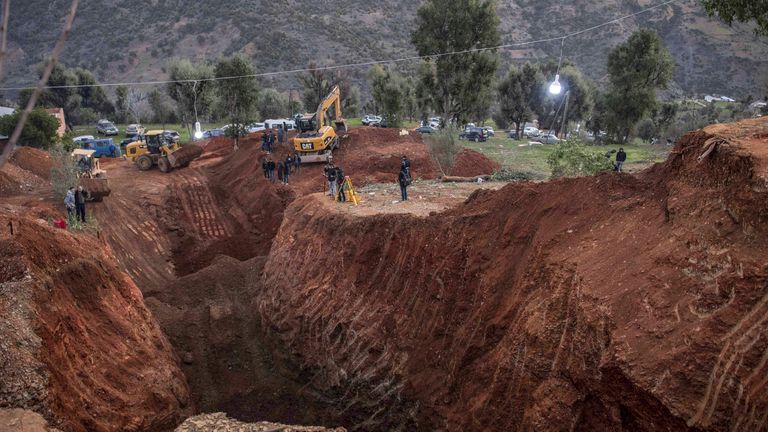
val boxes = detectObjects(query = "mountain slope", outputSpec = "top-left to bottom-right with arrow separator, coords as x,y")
3,0 -> 767,98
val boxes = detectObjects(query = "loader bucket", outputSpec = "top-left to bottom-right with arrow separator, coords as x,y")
79,177 -> 111,201
168,144 -> 203,168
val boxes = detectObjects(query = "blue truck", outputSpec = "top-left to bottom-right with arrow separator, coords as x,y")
80,138 -> 120,158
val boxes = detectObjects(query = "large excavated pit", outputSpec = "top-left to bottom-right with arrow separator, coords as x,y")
2,121 -> 768,431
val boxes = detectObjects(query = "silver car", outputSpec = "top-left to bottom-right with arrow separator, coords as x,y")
537,133 -> 560,144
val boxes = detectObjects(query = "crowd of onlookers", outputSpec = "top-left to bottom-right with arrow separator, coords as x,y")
262,152 -> 301,185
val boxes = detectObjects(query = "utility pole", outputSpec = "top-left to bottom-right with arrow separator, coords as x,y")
560,90 -> 570,140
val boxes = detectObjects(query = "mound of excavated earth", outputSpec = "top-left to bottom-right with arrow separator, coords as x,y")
252,117 -> 768,430
0,209 -> 189,431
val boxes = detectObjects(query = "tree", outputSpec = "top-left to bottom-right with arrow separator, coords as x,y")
115,86 -> 129,123
73,68 -> 114,117
258,88 -> 289,119
604,29 -> 674,143
167,59 -> 215,136
0,108 -> 60,149
412,0 -> 500,124
497,63 -> 545,138
147,88 -> 177,125
368,65 -> 405,128
17,63 -> 115,126
299,64 -> 357,115
702,0 -> 768,36
535,63 -> 594,136
127,89 -> 147,123
214,54 -> 259,149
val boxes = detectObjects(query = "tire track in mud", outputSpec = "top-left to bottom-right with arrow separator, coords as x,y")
175,171 -> 230,241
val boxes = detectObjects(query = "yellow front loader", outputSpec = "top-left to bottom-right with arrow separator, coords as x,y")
124,130 -> 202,173
293,85 -> 348,163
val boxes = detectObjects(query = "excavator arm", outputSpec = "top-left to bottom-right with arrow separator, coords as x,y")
316,85 -> 347,134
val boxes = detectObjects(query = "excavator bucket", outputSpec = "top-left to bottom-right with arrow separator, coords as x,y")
335,120 -> 348,135
168,144 -> 203,168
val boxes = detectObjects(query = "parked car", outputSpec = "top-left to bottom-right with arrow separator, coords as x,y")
74,135 -> 95,144
508,130 -> 521,140
125,124 -> 145,138
368,117 -> 388,128
536,133 -> 560,144
482,126 -> 495,137
263,119 -> 296,130
247,122 -> 265,133
415,126 -> 436,134
202,128 -> 225,139
163,130 -> 181,143
80,138 -> 120,157
524,126 -> 540,137
362,114 -> 382,125
460,127 -> 488,142
96,120 -> 119,136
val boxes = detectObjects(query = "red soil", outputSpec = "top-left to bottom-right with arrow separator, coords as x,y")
0,210 -> 189,432
254,117 -> 768,431
449,148 -> 501,177
9,146 -> 53,180
0,170 -> 21,197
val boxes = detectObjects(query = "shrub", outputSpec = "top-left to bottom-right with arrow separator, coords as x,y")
50,145 -> 79,201
491,169 -> 537,182
546,140 -> 615,179
425,128 -> 462,175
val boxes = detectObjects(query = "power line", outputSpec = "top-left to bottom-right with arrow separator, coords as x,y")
0,0 -> 680,91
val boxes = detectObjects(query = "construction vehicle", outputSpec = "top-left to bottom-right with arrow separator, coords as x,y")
71,149 -> 110,201
124,130 -> 203,173
293,85 -> 348,163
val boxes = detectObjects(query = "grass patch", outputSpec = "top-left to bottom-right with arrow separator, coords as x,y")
463,135 -> 669,179
71,123 -> 228,144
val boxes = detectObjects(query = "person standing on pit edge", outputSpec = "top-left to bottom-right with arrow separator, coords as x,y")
326,162 -> 337,198
616,148 -> 627,173
398,167 -> 409,202
267,158 -> 276,183
74,185 -> 88,223
283,157 -> 291,185
401,155 -> 411,178
277,125 -> 284,147
294,152 -> 301,174
64,186 -> 75,221
336,165 -> 346,202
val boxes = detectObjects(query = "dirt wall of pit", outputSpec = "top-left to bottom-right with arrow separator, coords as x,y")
0,211 -> 190,432
254,120 -> 768,431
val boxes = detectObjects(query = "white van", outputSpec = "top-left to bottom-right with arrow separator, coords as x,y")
264,119 -> 296,130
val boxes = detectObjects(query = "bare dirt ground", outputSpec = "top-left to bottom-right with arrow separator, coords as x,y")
6,117 -> 766,431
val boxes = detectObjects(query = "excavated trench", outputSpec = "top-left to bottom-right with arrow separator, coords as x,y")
47,120 -> 767,431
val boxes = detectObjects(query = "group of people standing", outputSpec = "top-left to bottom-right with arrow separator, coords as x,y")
64,186 -> 89,223
260,125 -> 289,153
262,153 -> 302,185
324,161 -> 348,202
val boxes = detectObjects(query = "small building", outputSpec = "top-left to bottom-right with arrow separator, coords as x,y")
45,108 -> 67,138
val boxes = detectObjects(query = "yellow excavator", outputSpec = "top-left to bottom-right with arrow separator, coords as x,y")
293,85 -> 347,163
124,130 -> 203,173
